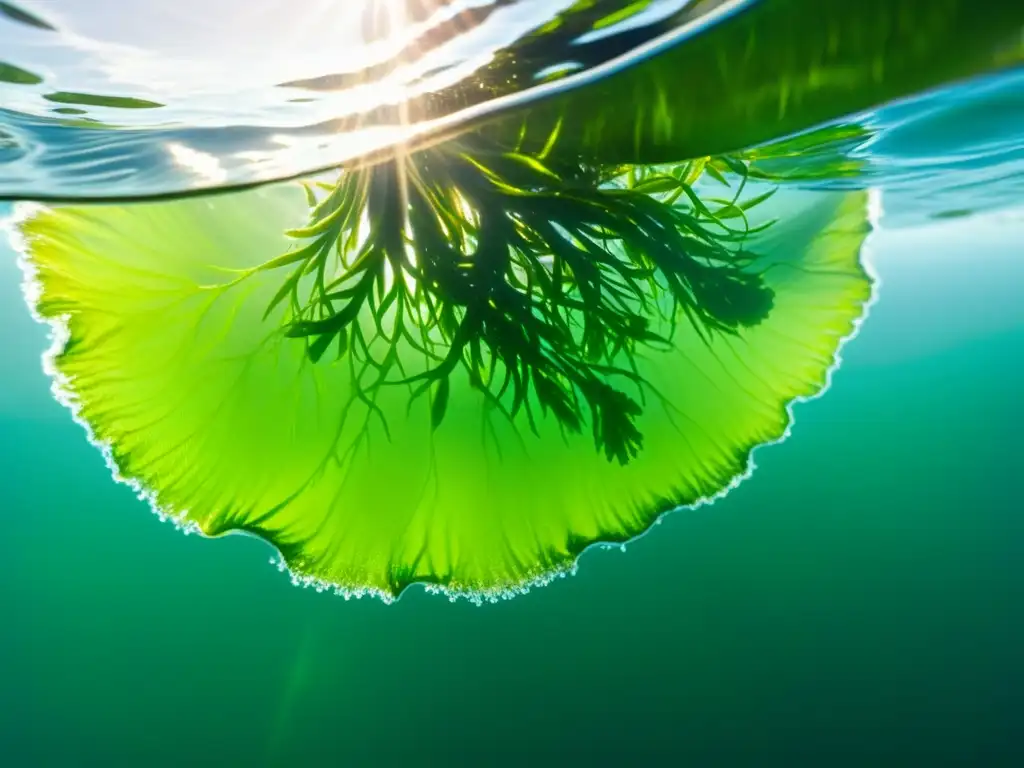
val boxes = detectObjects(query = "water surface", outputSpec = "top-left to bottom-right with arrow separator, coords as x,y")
2,0 -> 1022,206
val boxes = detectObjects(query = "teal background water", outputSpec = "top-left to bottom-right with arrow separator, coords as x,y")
0,201 -> 1022,765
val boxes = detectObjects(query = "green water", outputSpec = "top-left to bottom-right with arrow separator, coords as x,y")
1,206 -> 1021,764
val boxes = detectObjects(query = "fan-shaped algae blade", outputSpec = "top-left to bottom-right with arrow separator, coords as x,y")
13,183 -> 873,600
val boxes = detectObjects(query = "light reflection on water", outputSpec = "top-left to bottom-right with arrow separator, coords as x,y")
0,0 -> 708,197
0,0 -> 1021,223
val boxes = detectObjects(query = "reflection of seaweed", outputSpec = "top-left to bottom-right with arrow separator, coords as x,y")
254,142 -> 776,464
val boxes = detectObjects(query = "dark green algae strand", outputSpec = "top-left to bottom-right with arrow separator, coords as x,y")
0,1 -> 55,31
0,62 -> 43,85
42,92 -> 165,110
272,148 -> 782,465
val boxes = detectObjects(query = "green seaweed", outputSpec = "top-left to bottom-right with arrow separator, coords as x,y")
0,1 -> 55,31
252,144 -> 777,465
0,61 -> 43,85
16,151 -> 873,598
7,0 -> 920,599
42,92 -> 165,110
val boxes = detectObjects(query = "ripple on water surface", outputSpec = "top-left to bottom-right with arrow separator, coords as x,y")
1,0 -> 1023,202
0,0 -> 745,198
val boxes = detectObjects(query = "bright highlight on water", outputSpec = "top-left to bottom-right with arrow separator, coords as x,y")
2,0 -> 1023,601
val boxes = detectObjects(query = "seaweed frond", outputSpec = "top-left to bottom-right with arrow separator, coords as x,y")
254,141 -> 776,464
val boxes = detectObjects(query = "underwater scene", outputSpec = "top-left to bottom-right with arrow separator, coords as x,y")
1,0 -> 1023,764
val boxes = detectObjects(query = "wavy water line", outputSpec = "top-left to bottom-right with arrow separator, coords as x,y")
0,0 -> 756,201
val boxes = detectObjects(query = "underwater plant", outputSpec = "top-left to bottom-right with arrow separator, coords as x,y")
262,145 -> 783,465
12,144 -> 873,600
5,0 -> 1023,601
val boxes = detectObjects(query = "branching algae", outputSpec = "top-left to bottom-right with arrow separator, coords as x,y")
268,146 -> 780,465
13,131 -> 873,600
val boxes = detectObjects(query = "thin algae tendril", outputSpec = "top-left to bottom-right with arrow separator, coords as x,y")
261,148 -> 779,465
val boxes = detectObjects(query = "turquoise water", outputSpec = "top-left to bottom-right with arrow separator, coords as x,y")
1,205 -> 1023,763
754,68 -> 1024,228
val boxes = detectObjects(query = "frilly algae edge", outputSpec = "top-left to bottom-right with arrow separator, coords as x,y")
7,175 -> 879,605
